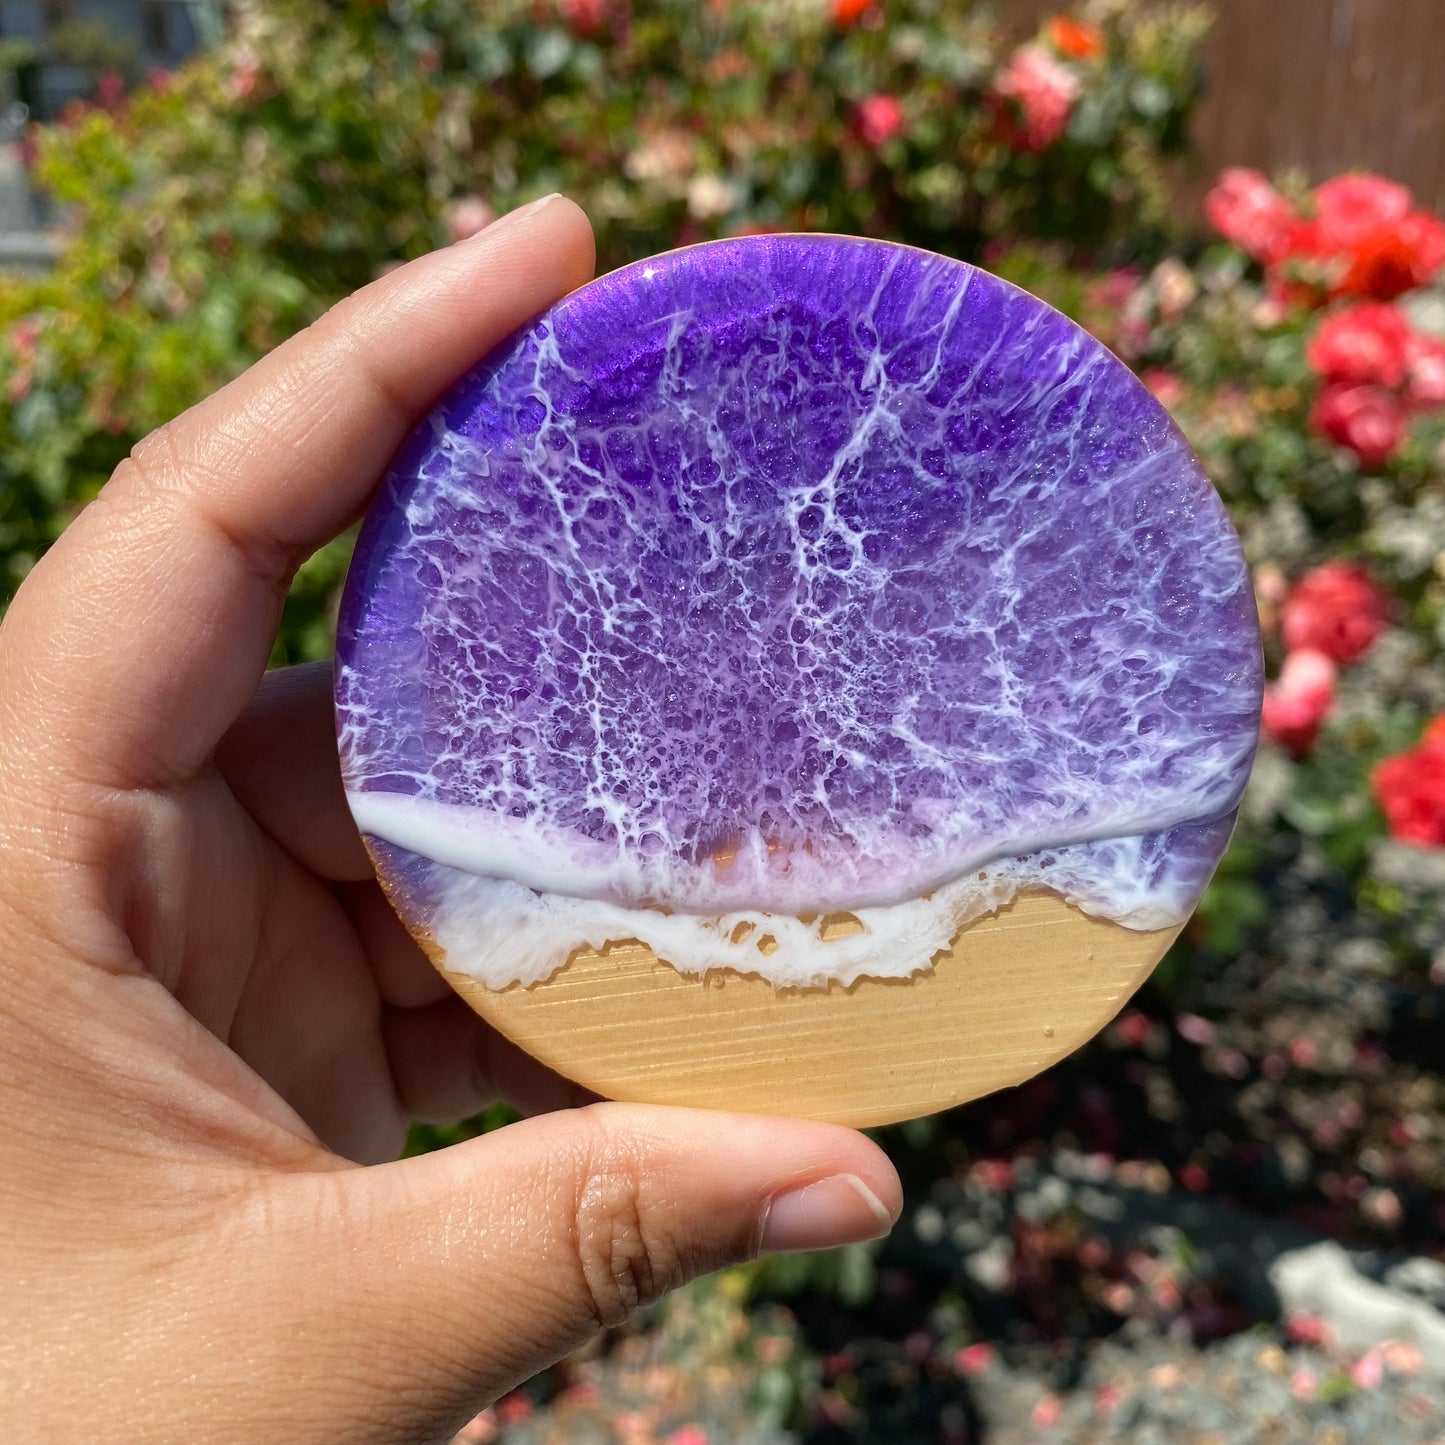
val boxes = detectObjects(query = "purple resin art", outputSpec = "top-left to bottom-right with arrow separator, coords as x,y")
335,235 -> 1262,989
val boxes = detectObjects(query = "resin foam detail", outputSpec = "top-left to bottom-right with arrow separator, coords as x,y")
336,236 -> 1261,989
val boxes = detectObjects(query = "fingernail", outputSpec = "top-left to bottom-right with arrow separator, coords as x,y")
474,193 -> 563,241
759,1174 -> 896,1254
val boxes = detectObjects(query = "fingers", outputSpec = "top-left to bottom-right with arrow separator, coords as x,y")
0,197 -> 596,792
222,856 -> 408,1167
382,996 -> 595,1123
286,1106 -> 901,1440
337,878 -> 452,1006
217,662 -> 373,881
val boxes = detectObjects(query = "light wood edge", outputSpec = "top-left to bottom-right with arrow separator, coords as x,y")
405,885 -> 1180,1127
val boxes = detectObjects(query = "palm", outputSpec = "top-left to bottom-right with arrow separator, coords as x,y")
157,760 -> 406,1164
107,656 -> 581,1167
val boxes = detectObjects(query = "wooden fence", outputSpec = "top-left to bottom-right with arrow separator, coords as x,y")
1007,0 -> 1445,214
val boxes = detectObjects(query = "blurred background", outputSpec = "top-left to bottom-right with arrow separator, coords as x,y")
1,2 -> 1443,1441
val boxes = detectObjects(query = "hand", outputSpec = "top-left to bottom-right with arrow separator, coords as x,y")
0,197 -> 901,1445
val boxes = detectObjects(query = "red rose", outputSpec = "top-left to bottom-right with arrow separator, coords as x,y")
1263,215 -> 1342,305
992,44 -> 1080,152
1305,303 -> 1413,386
855,93 -> 904,148
1261,649 -> 1336,758
1372,717 -> 1445,847
1263,173 -> 1445,304
1309,382 -> 1407,467
1205,168 -> 1296,262
832,0 -> 875,26
1280,561 -> 1392,664
1405,332 -> 1445,411
1336,211 -> 1445,300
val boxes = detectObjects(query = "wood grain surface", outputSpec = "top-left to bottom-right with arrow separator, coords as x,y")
442,893 -> 1180,1127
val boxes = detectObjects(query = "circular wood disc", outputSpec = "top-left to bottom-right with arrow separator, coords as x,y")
431,890 -> 1179,1127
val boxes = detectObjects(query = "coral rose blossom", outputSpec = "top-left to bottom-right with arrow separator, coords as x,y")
1305,303 -> 1413,387
992,44 -> 1080,152
1261,650 -> 1336,758
1372,718 -> 1445,846
855,93 -> 904,147
1205,168 -> 1296,262
1280,561 -> 1392,664
1310,382 -> 1407,467
1045,17 -> 1105,61
1314,174 -> 1412,250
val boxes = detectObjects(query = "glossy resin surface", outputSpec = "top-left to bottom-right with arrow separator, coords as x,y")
336,236 -> 1261,987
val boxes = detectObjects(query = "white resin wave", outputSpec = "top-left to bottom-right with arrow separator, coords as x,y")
355,792 -> 1222,989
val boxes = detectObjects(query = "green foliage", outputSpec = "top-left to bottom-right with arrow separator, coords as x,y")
0,38 -> 37,73
403,1101 -> 518,1157
0,0 -> 1209,649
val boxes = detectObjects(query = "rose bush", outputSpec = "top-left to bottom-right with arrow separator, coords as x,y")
994,159 -> 1443,1020
0,0 -> 1210,640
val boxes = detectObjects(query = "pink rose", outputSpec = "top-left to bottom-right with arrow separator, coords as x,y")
667,1428 -> 710,1445
1141,367 -> 1185,409
1310,381 -> 1408,467
992,44 -> 1080,152
1405,332 -> 1445,410
1204,168 -> 1296,261
443,196 -> 497,243
1261,649 -> 1336,758
1030,1395 -> 1063,1429
954,1342 -> 996,1376
227,52 -> 264,103
855,93 -> 904,148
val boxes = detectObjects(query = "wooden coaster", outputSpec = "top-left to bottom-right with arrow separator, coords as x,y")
441,893 -> 1179,1127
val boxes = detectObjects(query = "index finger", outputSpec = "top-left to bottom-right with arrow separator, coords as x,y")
0,196 -> 595,791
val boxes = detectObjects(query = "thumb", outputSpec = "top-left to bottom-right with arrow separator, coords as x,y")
281,1103 -> 901,1442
